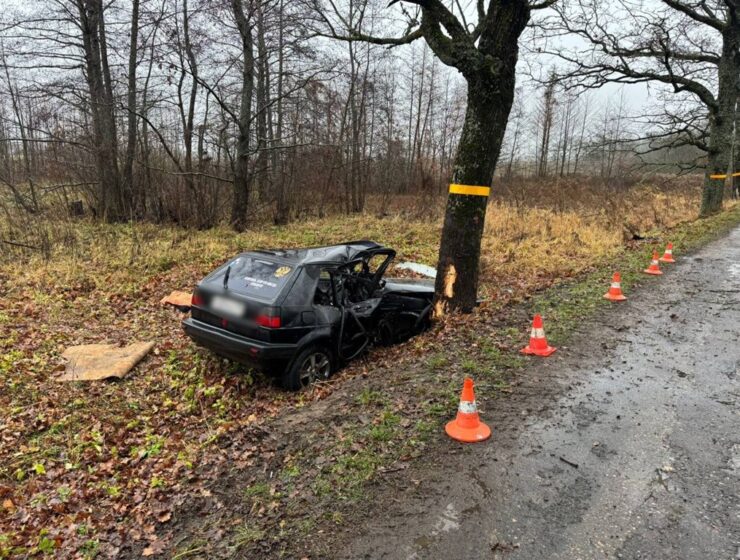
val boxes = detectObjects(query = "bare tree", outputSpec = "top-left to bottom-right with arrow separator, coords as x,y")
0,0 -> 468,229
253,1 -> 274,203
548,0 -> 740,216
77,0 -> 126,221
536,71 -> 557,177
123,0 -> 141,218
273,0 -> 290,224
177,0 -> 199,198
230,0 -> 255,231
732,93 -> 740,198
315,0 -> 558,312
572,92 -> 591,175
1,49 -> 38,213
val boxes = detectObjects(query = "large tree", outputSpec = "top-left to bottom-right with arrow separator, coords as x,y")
547,0 -> 739,217
317,0 -> 557,313
230,0 -> 256,232
77,0 -> 127,221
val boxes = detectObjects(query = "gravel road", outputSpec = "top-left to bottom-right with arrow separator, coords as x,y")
341,227 -> 740,560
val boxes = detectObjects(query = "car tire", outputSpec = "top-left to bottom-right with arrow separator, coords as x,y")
376,318 -> 396,346
281,344 -> 334,391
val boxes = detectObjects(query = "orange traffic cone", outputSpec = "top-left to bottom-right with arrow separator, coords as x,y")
520,314 -> 557,357
445,377 -> 491,443
604,272 -> 627,301
659,243 -> 675,263
644,251 -> 663,275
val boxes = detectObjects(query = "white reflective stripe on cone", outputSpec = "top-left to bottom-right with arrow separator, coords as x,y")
531,327 -> 545,338
458,400 -> 477,414
665,250 -> 673,255
611,282 -> 621,289
651,260 -> 658,265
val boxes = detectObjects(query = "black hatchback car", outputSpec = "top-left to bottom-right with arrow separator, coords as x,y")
183,241 -> 434,389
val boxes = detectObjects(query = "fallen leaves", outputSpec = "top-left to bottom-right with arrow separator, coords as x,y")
142,538 -> 167,557
0,251 -> 290,557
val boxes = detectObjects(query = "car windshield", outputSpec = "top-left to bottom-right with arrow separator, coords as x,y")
207,256 -> 294,301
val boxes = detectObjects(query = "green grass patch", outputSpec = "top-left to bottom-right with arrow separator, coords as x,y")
534,204 -> 740,345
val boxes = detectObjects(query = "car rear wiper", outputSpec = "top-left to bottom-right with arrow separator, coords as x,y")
223,265 -> 231,289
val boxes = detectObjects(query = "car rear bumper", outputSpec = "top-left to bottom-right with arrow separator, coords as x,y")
182,317 -> 296,371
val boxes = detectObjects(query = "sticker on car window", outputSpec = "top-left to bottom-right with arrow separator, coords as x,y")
244,276 -> 278,289
274,266 -> 291,278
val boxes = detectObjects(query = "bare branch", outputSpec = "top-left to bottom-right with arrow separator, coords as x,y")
660,0 -> 726,30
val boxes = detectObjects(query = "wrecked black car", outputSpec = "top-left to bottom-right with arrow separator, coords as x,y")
183,241 -> 434,390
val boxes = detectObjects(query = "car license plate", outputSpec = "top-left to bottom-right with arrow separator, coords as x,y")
210,295 -> 245,317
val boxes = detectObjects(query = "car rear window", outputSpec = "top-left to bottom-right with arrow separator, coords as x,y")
207,256 -> 295,301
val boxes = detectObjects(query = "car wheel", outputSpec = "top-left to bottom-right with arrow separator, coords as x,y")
281,345 -> 334,391
376,319 -> 396,346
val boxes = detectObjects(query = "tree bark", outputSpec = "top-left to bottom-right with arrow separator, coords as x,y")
700,25 -> 739,216
255,2 -> 271,203
230,0 -> 255,232
273,0 -> 289,224
123,0 -> 140,217
78,0 -> 124,222
733,94 -> 739,200
432,1 -> 530,313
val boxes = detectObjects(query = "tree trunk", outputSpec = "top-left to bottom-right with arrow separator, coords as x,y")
139,12 -> 162,220
700,26 -> 739,216
230,0 -> 255,232
434,75 -> 516,313
180,0 -> 199,211
273,0 -> 289,224
123,0 -> 140,217
432,1 -> 528,313
573,110 -> 585,175
537,76 -> 556,177
255,3 -> 271,203
505,118 -> 520,179
733,94 -> 739,200
78,0 -> 124,222
559,95 -> 572,176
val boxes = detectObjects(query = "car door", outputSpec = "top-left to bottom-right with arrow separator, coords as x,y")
361,249 -> 396,297
302,265 -> 342,326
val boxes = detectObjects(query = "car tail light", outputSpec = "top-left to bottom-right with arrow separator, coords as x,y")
191,293 -> 204,306
256,314 -> 281,328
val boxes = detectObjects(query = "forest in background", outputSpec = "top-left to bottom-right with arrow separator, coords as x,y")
0,0 -> 723,242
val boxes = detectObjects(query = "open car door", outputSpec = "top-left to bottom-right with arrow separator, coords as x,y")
342,248 -> 396,302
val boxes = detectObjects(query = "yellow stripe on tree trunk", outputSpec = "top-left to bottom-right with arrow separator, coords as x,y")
449,184 -> 491,197
709,174 -> 728,179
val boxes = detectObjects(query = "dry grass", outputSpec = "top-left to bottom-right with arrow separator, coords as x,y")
479,181 -> 703,297
0,178 -> 712,300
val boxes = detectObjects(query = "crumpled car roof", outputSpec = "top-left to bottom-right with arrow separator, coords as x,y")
245,240 -> 387,266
